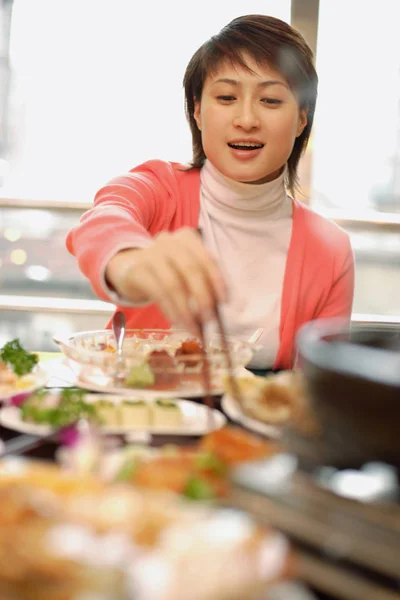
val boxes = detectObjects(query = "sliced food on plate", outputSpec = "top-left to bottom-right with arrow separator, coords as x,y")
0,388 -> 226,436
19,388 -> 184,430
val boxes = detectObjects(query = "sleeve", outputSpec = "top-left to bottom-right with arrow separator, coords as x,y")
66,168 -> 171,303
315,236 -> 355,322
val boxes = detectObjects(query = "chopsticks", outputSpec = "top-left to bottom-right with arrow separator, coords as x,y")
195,227 -> 243,409
197,300 -> 243,431
197,321 -> 214,427
214,305 -> 243,405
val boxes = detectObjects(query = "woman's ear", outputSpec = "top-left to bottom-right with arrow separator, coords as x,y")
193,98 -> 202,131
296,108 -> 308,137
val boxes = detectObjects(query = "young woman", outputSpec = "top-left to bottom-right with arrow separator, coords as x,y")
66,14 -> 354,371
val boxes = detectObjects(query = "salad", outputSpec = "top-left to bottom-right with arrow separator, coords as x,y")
0,339 -> 40,398
21,388 -> 98,428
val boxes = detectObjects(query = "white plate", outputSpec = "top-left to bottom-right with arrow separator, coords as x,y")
0,367 -> 48,402
75,363 -> 252,399
0,395 -> 226,437
221,394 -> 281,439
41,356 -> 79,388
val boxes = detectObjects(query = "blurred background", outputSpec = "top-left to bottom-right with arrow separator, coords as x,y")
0,0 -> 399,350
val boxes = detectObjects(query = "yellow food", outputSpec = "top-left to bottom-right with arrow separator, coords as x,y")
224,371 -> 305,425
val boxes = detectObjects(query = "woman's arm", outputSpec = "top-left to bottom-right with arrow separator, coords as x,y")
66,167 -> 171,301
66,162 -> 227,334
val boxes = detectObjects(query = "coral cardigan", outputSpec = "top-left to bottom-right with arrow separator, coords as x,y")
66,160 -> 355,370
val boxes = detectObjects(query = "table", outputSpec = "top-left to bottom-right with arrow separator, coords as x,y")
1,355 -> 400,600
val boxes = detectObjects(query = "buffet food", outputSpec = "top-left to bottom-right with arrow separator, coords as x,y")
64,425 -> 280,501
20,388 -> 97,427
0,339 -> 44,399
19,389 -> 183,430
0,457 -> 290,600
224,370 -> 309,425
55,329 -> 254,392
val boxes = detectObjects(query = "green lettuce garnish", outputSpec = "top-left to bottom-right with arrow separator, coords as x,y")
0,339 -> 38,376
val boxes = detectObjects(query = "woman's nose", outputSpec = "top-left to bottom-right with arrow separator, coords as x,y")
233,102 -> 261,130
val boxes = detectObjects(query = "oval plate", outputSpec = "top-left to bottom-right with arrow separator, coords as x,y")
0,394 -> 226,437
221,393 -> 281,439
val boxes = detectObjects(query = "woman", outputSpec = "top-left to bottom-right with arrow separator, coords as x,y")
66,14 -> 354,371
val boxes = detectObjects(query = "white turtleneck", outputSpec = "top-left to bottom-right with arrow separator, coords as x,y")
199,160 -> 292,369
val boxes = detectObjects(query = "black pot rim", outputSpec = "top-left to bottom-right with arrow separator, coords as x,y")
296,318 -> 400,388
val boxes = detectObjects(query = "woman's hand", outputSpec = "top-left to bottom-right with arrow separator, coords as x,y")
105,228 -> 228,335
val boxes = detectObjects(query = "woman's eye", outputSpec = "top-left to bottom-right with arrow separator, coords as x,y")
261,98 -> 283,105
217,95 -> 236,102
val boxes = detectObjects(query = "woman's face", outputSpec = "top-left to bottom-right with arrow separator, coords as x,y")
194,55 -> 307,184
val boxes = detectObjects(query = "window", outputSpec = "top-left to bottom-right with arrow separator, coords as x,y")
1,0 -> 399,331
312,0 -> 400,214
1,0 -> 290,203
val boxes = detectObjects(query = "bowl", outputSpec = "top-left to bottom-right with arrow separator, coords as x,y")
54,328 -> 255,392
294,318 -> 400,468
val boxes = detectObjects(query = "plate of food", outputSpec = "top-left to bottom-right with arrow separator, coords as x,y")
54,328 -> 255,397
0,339 -> 48,401
0,456 -> 291,600
57,425 -> 281,502
74,362 -> 252,399
221,371 -> 307,438
0,387 -> 226,437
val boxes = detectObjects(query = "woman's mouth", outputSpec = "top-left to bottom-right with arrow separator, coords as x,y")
227,141 -> 264,160
228,142 -> 264,150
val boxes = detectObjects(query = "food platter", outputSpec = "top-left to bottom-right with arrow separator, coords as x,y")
0,390 -> 226,437
75,363 -> 252,398
54,328 -> 255,395
0,455 -> 290,600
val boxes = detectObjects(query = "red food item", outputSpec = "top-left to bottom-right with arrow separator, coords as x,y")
148,350 -> 175,367
132,454 -> 229,498
199,426 -> 279,465
147,350 -> 180,390
176,340 -> 203,355
175,341 -> 204,386
175,340 -> 203,367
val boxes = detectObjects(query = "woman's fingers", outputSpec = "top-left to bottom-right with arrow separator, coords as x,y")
157,229 -> 228,309
166,253 -> 216,323
133,259 -> 201,335
107,228 -> 228,331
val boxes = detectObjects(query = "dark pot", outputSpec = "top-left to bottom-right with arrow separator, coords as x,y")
294,318 -> 400,469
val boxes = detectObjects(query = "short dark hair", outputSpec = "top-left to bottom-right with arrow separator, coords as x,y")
183,14 -> 318,195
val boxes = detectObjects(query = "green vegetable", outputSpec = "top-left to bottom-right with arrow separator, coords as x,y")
0,339 -> 38,376
21,404 -> 53,424
122,400 -> 146,406
21,387 -> 98,428
183,476 -> 215,501
60,387 -> 87,402
115,458 -> 139,482
125,363 -> 155,388
155,399 -> 178,408
195,451 -> 227,475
